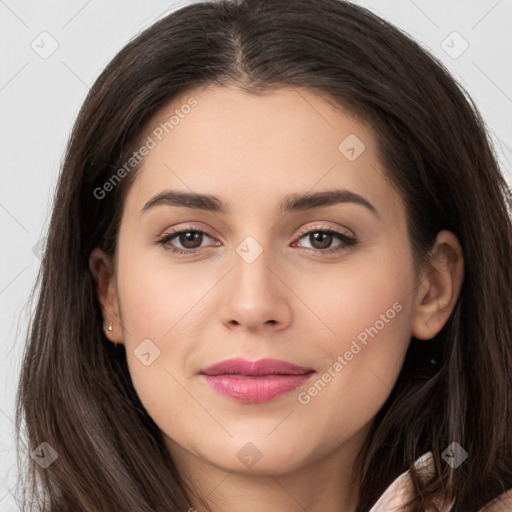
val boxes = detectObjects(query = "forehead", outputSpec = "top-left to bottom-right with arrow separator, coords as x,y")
123,84 -> 403,221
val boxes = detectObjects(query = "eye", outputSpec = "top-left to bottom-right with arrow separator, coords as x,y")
293,226 -> 357,253
156,224 -> 358,257
156,227 -> 219,255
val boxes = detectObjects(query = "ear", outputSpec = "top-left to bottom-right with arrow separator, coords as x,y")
89,248 -> 124,344
411,230 -> 464,340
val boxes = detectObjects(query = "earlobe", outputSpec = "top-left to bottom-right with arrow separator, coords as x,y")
89,248 -> 124,344
411,231 -> 464,340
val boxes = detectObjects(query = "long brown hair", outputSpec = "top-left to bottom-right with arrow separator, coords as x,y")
15,1 -> 512,510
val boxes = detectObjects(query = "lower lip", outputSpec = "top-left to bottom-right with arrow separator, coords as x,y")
201,373 -> 315,403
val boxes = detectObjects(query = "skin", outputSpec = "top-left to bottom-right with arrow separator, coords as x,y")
89,84 -> 464,512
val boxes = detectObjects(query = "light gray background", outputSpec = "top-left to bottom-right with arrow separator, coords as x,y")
1,0 -> 511,509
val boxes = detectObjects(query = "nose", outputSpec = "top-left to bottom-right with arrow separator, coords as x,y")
217,239 -> 293,334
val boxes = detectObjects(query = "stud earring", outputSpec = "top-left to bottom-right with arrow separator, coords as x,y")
107,321 -> 113,332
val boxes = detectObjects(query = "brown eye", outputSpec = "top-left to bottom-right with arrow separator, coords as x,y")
295,228 -> 357,253
157,228 -> 218,254
308,231 -> 334,250
175,231 -> 204,249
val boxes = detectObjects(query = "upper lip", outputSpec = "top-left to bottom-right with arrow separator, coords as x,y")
199,357 -> 315,376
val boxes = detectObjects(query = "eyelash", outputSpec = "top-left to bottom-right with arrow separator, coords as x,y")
157,226 -> 358,256
156,224 -> 358,256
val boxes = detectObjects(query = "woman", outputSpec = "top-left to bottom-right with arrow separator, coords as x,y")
15,0 -> 512,510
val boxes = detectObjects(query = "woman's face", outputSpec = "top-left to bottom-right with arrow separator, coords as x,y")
94,84 -> 440,478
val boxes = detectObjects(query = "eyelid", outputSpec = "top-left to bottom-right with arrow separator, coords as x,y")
157,222 -> 218,241
294,222 -> 354,239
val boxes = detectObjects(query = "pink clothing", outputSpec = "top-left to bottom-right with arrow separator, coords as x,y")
369,452 -> 512,512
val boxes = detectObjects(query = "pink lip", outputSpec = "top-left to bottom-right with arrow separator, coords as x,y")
199,357 -> 315,403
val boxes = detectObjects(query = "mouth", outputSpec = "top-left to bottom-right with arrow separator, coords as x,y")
199,357 -> 316,403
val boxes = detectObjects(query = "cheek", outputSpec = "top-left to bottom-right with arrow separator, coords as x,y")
319,267 -> 412,355
114,241 -> 228,421
296,253 -> 415,428
300,236 -> 414,349
116,242 -> 208,340
292,290 -> 412,448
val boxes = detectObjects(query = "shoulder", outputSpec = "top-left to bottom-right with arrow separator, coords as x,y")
476,487 -> 512,511
369,452 -> 454,512
370,452 -> 512,512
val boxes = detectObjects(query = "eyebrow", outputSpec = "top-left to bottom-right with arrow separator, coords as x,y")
140,189 -> 379,218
